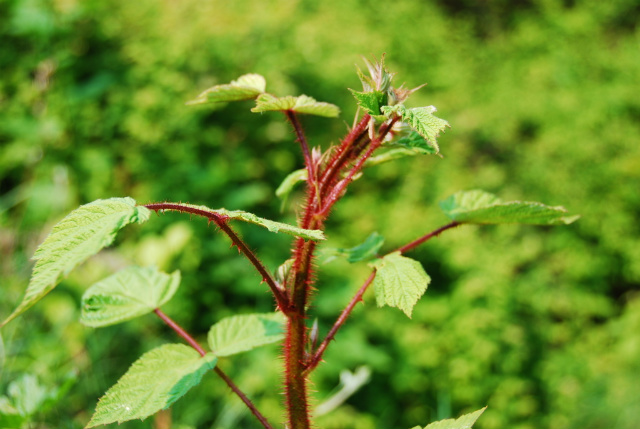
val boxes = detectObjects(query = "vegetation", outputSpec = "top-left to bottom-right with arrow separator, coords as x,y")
1,0 -> 639,428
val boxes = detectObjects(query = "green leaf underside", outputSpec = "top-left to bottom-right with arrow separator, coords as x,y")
369,252 -> 431,318
81,266 -> 181,327
324,232 -> 385,263
439,190 -> 580,225
392,131 -> 438,155
276,168 -> 308,201
2,198 -> 150,327
87,344 -> 217,427
412,407 -> 487,429
251,93 -> 340,117
381,105 -> 449,154
208,312 -> 285,356
164,203 -> 325,241
186,73 -> 266,105
348,89 -> 387,115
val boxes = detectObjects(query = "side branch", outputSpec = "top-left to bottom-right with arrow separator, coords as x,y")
305,270 -> 377,374
153,309 -> 275,429
392,221 -> 461,255
144,203 -> 289,311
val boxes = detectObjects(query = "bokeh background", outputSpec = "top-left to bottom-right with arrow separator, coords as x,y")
1,0 -> 639,428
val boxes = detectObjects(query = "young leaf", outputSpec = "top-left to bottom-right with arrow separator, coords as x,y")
2,198 -> 150,327
412,407 -> 487,429
321,232 -> 385,264
87,344 -> 217,427
186,73 -> 266,105
81,266 -> 181,327
158,203 -> 325,241
369,252 -> 430,318
251,94 -> 340,118
391,131 -> 438,155
275,168 -> 308,210
381,105 -> 449,154
348,88 -> 387,115
439,190 -> 580,225
207,312 -> 285,356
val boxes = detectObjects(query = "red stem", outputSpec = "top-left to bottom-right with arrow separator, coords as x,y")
393,221 -> 461,255
144,203 -> 289,312
305,270 -> 377,374
306,222 -> 462,375
153,309 -> 274,429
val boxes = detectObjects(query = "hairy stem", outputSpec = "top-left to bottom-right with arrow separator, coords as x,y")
153,309 -> 274,429
144,203 -> 289,311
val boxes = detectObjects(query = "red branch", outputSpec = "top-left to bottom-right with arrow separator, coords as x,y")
393,221 -> 461,255
144,203 -> 289,312
153,309 -> 274,429
305,270 -> 377,374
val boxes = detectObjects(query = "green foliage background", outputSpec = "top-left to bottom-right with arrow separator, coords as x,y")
1,0 -> 638,428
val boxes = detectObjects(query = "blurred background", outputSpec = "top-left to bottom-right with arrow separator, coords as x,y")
1,0 -> 639,428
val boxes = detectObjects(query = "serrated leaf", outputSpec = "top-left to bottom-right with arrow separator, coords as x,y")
2,198 -> 150,327
382,105 -> 449,154
364,148 -> 422,167
322,232 -> 385,264
160,203 -> 325,241
392,131 -> 438,155
439,190 -> 580,225
369,252 -> 430,318
414,407 -> 487,429
87,344 -> 216,427
251,94 -> 340,118
186,73 -> 266,105
208,312 -> 285,356
348,89 -> 387,115
81,266 -> 181,327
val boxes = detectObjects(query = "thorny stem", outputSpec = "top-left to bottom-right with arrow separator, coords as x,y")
153,309 -> 274,429
144,203 -> 289,312
316,117 -> 400,218
318,114 -> 371,199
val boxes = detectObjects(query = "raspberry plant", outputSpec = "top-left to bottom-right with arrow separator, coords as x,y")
1,56 -> 578,429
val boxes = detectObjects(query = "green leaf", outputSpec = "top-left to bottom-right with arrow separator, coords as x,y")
364,148 -> 422,167
413,407 -> 487,429
348,89 -> 387,115
392,130 -> 438,155
322,232 -> 385,263
161,203 -> 325,241
381,104 -> 450,154
439,190 -> 580,225
6,374 -> 49,417
87,344 -> 217,427
369,252 -> 430,318
186,73 -> 266,105
207,312 -> 285,356
2,198 -> 150,327
81,266 -> 181,327
251,93 -> 340,117
275,168 -> 307,210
